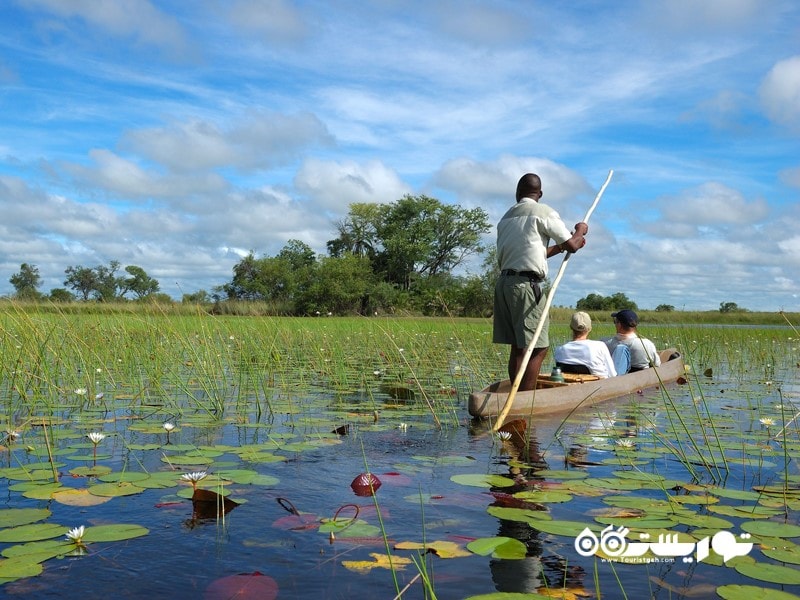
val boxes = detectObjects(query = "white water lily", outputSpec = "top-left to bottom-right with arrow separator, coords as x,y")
398,423 -> 408,431
66,525 -> 85,544
5,430 -> 20,442
759,417 -> 775,427
181,471 -> 208,483
163,422 -> 176,432
74,388 -> 88,396
615,439 -> 635,448
87,432 -> 106,444
496,431 -> 512,441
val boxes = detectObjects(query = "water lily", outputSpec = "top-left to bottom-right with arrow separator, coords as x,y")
182,471 -> 208,490
5,430 -> 20,443
615,439 -> 635,448
496,431 -> 512,441
398,423 -> 408,431
66,525 -> 85,545
87,432 -> 106,444
163,422 -> 175,444
759,417 -> 775,427
87,432 -> 106,462
75,388 -> 88,396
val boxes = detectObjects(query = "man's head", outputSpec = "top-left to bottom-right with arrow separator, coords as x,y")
516,173 -> 542,202
611,309 -> 638,329
570,311 -> 592,334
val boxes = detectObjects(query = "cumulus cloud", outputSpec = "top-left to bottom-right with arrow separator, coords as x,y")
294,158 -> 411,212
433,155 -> 592,206
123,111 -> 334,173
226,0 -> 309,45
18,0 -> 195,60
759,56 -> 800,132
656,182 -> 769,227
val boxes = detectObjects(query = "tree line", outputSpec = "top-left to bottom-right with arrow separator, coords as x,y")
4,193 -> 748,316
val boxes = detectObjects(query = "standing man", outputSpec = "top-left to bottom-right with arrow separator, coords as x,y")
493,173 -> 589,391
603,309 -> 661,372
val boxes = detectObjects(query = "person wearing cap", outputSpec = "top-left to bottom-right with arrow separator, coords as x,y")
493,173 -> 589,390
554,312 -> 617,378
604,309 -> 661,373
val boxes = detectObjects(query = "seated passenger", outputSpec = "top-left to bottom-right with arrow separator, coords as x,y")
603,309 -> 661,373
554,312 -> 617,378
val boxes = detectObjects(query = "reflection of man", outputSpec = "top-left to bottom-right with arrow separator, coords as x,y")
493,173 -> 588,391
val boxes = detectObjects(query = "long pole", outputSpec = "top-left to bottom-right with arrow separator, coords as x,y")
493,169 -> 614,431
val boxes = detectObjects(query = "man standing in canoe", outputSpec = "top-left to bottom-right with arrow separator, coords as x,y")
493,173 -> 589,390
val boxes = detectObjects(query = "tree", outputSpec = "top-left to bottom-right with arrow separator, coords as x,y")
719,301 -> 745,313
655,304 -> 675,312
576,292 -> 638,311
9,263 -> 43,300
295,254 -> 376,315
327,203 -> 381,259
218,252 -> 295,302
277,239 -> 316,270
119,265 -> 160,299
64,265 -> 99,301
49,288 -> 75,302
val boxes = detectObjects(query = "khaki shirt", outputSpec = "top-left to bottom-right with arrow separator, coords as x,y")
496,197 -> 572,278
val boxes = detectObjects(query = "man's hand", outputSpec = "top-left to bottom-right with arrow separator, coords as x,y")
574,222 -> 588,235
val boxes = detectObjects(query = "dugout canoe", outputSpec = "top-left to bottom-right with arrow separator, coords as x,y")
468,348 -> 684,419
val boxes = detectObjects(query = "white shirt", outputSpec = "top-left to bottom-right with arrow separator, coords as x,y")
496,197 -> 572,278
554,339 -> 617,378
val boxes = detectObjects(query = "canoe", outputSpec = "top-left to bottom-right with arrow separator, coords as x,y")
468,348 -> 684,419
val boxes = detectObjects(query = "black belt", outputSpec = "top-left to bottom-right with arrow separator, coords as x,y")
501,269 -> 542,281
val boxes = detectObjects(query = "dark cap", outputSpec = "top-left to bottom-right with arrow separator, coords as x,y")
611,309 -> 638,328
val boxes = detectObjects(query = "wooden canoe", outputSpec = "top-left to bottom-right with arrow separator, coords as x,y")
468,348 -> 684,419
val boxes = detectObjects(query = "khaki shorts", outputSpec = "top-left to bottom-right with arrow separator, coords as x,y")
492,275 -> 549,348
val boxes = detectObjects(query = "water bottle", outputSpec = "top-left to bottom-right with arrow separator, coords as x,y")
550,366 -> 564,382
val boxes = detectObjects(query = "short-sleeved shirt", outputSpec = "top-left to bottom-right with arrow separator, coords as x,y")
554,339 -> 617,378
496,197 -> 572,278
604,334 -> 661,370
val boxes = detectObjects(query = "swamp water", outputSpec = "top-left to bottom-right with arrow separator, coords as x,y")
0,316 -> 798,599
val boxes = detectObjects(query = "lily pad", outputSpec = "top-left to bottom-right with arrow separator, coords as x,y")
52,488 -> 114,507
734,561 -> 800,584
0,523 -> 67,543
88,481 -> 146,497
717,584 -> 800,600
82,524 -> 149,542
0,508 -> 51,528
450,474 -> 515,488
466,537 -> 527,559
741,521 -> 800,538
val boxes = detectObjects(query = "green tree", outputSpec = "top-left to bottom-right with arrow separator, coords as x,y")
277,239 -> 316,270
120,265 -> 160,299
48,288 -> 75,302
381,196 -> 489,289
64,265 -> 99,301
295,254 -> 376,315
576,292 -> 637,311
9,263 -> 43,300
719,301 -> 745,313
655,304 -> 675,312
327,203 -> 382,259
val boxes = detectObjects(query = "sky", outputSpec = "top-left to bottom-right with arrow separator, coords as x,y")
1,0 -> 799,311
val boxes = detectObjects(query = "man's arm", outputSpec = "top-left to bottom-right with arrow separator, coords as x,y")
547,222 -> 588,257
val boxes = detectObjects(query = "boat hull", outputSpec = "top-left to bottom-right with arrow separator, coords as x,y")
468,349 -> 684,419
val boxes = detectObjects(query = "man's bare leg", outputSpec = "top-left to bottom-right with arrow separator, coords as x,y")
509,346 -> 548,391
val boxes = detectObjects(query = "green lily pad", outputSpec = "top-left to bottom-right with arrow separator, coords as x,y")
717,584 -> 800,600
83,524 -> 149,542
532,469 -> 588,480
88,482 -> 146,497
0,523 -> 67,543
529,519 -> 599,537
486,507 -> 552,524
450,474 -> 515,488
513,490 -> 573,503
0,508 -> 51,528
0,555 -> 45,581
467,537 -> 527,559
741,521 -> 800,538
69,465 -> 113,477
734,561 -> 800,584
761,545 -> 800,565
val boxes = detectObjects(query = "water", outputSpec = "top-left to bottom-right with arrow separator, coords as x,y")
0,349 -> 798,599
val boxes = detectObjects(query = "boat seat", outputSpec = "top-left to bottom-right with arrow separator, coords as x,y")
557,362 -> 592,375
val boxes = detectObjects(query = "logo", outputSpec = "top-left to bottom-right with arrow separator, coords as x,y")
574,525 -> 753,564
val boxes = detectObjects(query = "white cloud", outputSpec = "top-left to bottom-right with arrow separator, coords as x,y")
226,0 -> 309,45
294,158 -> 411,212
759,55 -> 800,132
657,183 -> 769,227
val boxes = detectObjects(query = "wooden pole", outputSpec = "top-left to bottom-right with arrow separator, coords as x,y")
493,170 -> 614,431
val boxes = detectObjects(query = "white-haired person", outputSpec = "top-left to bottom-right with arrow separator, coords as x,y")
554,312 -> 616,378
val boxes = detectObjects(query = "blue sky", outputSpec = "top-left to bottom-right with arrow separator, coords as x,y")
1,0 -> 798,311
